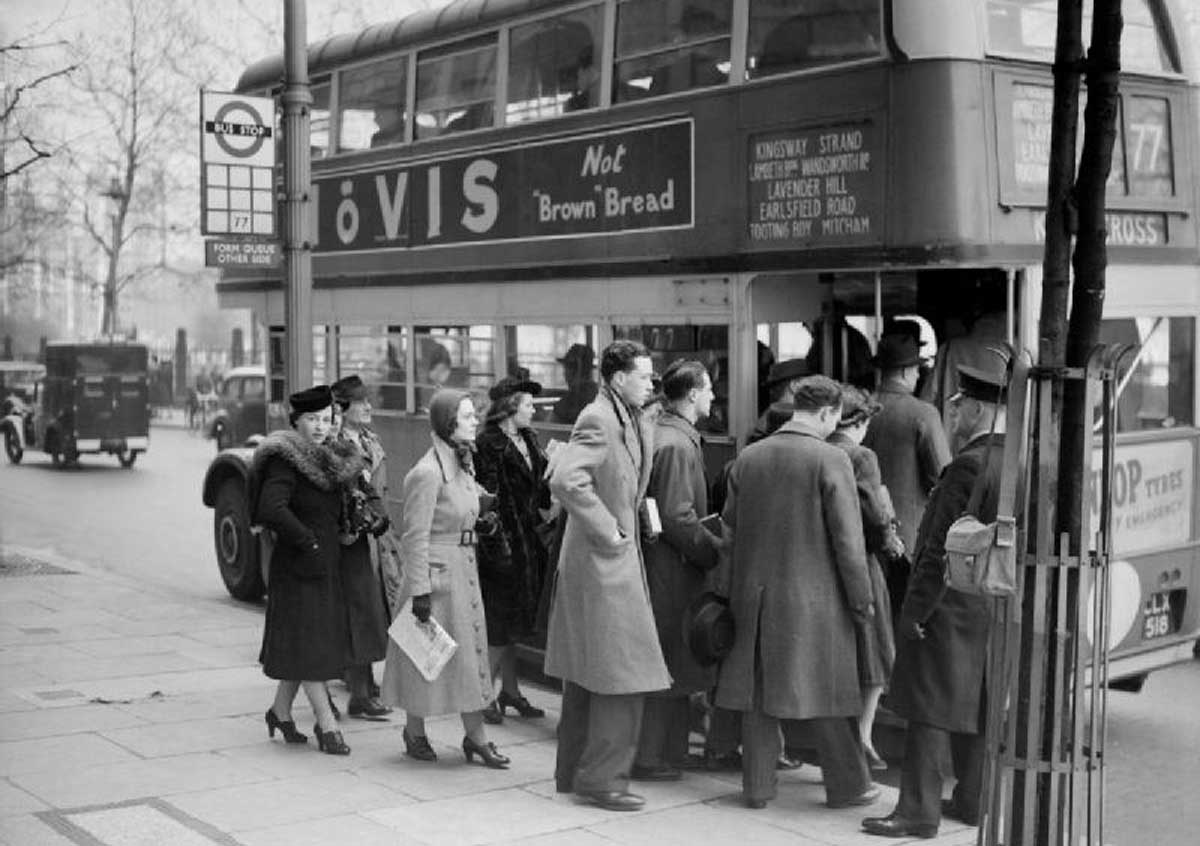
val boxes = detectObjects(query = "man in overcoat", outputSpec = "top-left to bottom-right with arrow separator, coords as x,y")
715,376 -> 879,810
863,365 -> 1008,839
863,336 -> 951,554
546,339 -> 668,811
633,360 -> 721,781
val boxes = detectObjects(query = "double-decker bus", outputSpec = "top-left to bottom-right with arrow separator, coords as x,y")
205,0 -> 1200,684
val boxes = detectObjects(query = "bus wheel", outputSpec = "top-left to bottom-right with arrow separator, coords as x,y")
214,478 -> 264,601
117,450 -> 138,468
3,428 -> 22,464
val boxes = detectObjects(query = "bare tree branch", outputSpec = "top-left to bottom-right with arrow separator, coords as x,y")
0,63 -> 78,123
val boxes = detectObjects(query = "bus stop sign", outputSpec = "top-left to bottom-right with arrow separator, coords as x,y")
201,90 -> 276,237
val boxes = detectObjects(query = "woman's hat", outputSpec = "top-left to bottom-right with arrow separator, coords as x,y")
488,376 -> 542,402
331,374 -> 369,405
288,385 -> 332,414
685,592 -> 736,667
838,384 -> 881,427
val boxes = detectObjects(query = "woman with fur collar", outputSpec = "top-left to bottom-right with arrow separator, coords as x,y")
330,375 -> 394,721
474,377 -> 552,725
254,385 -> 364,756
380,389 -> 511,769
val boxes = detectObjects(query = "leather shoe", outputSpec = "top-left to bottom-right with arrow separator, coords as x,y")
942,799 -> 980,826
630,764 -> 682,781
744,796 -> 769,810
862,814 -> 938,839
347,697 -> 391,720
827,785 -> 881,809
576,790 -> 644,811
703,750 -> 742,771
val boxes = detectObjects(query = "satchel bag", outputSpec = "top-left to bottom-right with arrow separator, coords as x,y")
943,350 -> 1030,598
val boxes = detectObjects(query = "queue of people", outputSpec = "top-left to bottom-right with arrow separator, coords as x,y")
249,334 -> 1012,839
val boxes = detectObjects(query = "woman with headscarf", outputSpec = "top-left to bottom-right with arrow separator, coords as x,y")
380,389 -> 510,769
474,377 -> 552,724
331,375 -> 395,720
828,384 -> 900,770
252,385 -> 363,756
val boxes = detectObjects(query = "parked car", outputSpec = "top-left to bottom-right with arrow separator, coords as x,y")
207,365 -> 267,451
2,341 -> 149,467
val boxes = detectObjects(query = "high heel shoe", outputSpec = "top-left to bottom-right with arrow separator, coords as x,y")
462,735 -> 509,769
313,725 -> 350,755
403,727 -> 437,761
265,708 -> 307,744
498,690 -> 545,719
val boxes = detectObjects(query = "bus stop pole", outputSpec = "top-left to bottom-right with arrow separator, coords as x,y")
281,0 -> 313,398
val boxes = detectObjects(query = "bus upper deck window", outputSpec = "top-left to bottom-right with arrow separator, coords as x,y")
613,0 -> 732,103
310,83 -> 331,159
507,6 -> 604,124
747,0 -> 882,79
986,0 -> 1178,74
415,36 -> 498,140
338,57 -> 408,152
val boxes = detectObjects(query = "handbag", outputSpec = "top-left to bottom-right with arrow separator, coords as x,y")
943,350 -> 1030,598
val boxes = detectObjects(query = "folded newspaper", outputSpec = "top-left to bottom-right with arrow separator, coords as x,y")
388,599 -> 458,682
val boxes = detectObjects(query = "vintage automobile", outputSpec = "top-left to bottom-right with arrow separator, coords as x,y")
1,341 -> 150,468
207,365 -> 268,451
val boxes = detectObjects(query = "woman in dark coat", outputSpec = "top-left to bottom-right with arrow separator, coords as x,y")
474,377 -> 551,724
253,385 -> 364,756
829,385 -> 900,771
331,375 -> 393,720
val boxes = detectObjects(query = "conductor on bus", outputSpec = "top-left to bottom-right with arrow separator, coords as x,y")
546,339 -> 669,812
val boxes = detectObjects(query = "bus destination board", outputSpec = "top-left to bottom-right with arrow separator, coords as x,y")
314,119 -> 692,252
745,122 -> 882,249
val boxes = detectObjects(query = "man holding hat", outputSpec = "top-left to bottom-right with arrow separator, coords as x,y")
633,359 -> 722,781
715,375 -> 878,811
863,336 -> 951,557
863,364 -> 1008,839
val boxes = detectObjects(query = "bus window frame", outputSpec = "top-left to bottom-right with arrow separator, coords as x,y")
414,34 -> 501,140
333,51 -> 414,152
981,0 -> 1184,79
992,67 -> 1193,214
502,1 -> 608,126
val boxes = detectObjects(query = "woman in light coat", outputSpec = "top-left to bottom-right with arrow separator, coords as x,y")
380,389 -> 509,769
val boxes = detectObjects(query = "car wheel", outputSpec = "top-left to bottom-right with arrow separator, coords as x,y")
214,477 -> 264,601
118,449 -> 138,468
3,427 -> 22,464
214,422 -> 233,451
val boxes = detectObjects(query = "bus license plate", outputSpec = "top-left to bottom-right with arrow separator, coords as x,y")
1141,591 -> 1179,640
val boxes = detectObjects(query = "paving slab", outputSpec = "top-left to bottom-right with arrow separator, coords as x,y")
56,800 -> 238,846
110,686 -> 268,724
0,733 -> 140,777
0,813 -> 77,846
66,635 -> 205,660
11,751 -> 276,808
232,812 -> 426,846
37,652 -> 215,685
0,779 -> 49,817
583,802 -> 832,846
497,829 -> 615,846
168,771 -> 414,833
0,643 -> 95,668
100,714 -> 266,758
364,786 -> 618,845
0,703 -> 147,742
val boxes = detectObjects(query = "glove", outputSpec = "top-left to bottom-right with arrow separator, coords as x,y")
370,515 -> 391,537
411,593 -> 432,623
899,616 -> 926,641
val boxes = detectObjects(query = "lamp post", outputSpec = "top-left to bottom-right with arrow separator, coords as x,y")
100,176 -> 127,336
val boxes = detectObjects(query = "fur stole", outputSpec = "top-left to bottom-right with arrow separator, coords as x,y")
251,429 -> 365,491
